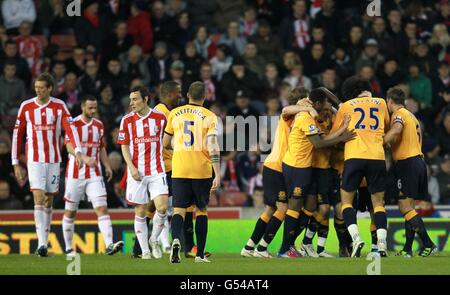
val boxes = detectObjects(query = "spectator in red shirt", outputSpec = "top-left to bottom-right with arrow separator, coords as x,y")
127,0 -> 153,54
14,21 -> 43,79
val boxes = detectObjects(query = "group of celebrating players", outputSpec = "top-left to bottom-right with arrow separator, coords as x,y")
241,76 -> 438,259
12,72 -> 437,264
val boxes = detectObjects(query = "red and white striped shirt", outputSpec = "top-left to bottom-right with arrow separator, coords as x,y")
117,110 -> 166,177
12,97 -> 81,165
65,116 -> 105,180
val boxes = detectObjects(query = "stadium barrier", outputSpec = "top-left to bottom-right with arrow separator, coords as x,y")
0,208 -> 449,255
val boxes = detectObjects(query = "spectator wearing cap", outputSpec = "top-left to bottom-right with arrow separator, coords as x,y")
243,42 -> 265,79
377,58 -> 405,92
151,1 -> 176,44
1,0 -> 36,34
220,57 -> 261,104
169,60 -> 189,96
79,59 -> 103,98
407,63 -> 433,107
74,0 -> 110,52
148,41 -> 171,87
101,21 -> 134,69
436,154 -> 450,204
193,25 -> 217,60
127,0 -> 154,54
0,60 -> 26,115
219,21 -> 247,56
210,44 -> 233,81
355,38 -> 385,73
279,0 -> 311,50
248,19 -> 282,64
121,45 -> 150,86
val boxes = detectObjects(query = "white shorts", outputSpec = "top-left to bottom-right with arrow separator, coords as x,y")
28,162 -> 61,194
64,177 -> 107,211
126,173 -> 169,205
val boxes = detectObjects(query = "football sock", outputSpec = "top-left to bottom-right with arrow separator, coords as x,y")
150,212 -> 167,243
279,209 -> 299,254
195,214 -> 208,259
44,207 -> 53,243
246,212 -> 270,250
183,211 -> 194,252
98,215 -> 113,246
62,215 -> 75,251
257,210 -> 285,251
405,210 -> 433,248
134,215 -> 150,253
34,205 -> 46,247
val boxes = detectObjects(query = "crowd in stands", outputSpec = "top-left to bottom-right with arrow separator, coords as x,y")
0,0 -> 449,211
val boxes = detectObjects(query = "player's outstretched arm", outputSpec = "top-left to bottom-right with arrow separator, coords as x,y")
121,144 -> 141,181
322,114 -> 351,141
308,128 -> 356,149
384,122 -> 403,145
317,87 -> 342,107
207,134 -> 221,193
281,104 -> 318,121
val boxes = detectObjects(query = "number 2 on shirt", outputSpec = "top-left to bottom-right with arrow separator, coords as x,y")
354,107 -> 379,130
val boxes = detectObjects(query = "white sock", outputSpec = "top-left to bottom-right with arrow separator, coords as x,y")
246,239 -> 255,248
305,228 -> 315,240
347,224 -> 361,242
62,216 -> 75,251
158,218 -> 171,249
134,215 -> 150,253
98,215 -> 113,247
44,207 -> 53,243
377,228 -> 387,243
259,238 -> 268,248
150,212 -> 167,243
317,237 -> 327,248
34,205 -> 46,247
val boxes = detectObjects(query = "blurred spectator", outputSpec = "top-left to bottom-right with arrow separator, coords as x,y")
431,62 -> 450,117
359,65 -> 382,97
303,42 -> 333,77
37,0 -> 72,36
427,165 -> 440,204
165,0 -> 187,17
367,17 -> 391,57
101,20 -> 134,68
148,41 -> 170,87
239,6 -> 258,38
74,0 -> 110,52
199,62 -> 220,106
186,0 -> 217,27
345,24 -> 364,65
261,63 -> 281,101
181,41 -> 202,83
1,0 -> 36,34
279,50 -> 301,77
213,0 -> 246,31
355,39 -> 385,73
399,21 -> 419,62
428,23 -> 450,63
108,151 -> 124,180
0,25 -> 8,49
169,60 -> 188,96
378,59 -> 405,92
279,0 -> 311,50
243,42 -> 265,79
332,46 -> 352,80
236,151 -> 260,197
103,58 -> 129,100
407,63 -> 433,107
283,63 -> 312,91
0,138 -> 12,179
65,46 -> 86,77
78,59 -> 102,97
0,180 -> 22,210
219,21 -> 247,56
151,0 -> 175,44
248,19 -> 282,64
437,110 -> 450,156
121,45 -> 150,86
0,39 -> 31,88
0,60 -> 26,115
59,72 -> 80,111
171,11 -> 194,52
436,154 -> 450,204
127,0 -> 153,54
98,84 -> 122,130
51,60 -> 66,96
15,21 -> 43,79
221,57 -> 261,104
193,25 -> 216,60
210,44 -> 232,81
313,0 -> 339,45
314,67 -> 339,95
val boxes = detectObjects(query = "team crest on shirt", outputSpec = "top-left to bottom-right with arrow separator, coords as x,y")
67,117 -> 73,123
118,132 -> 125,141
278,191 -> 287,201
15,119 -> 20,127
153,125 -> 159,134
308,125 -> 317,132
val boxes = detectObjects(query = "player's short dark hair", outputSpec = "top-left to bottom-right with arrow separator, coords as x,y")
387,87 -> 405,105
288,87 -> 309,105
160,81 -> 180,98
188,81 -> 205,100
3,59 -> 16,69
4,39 -> 16,47
341,75 -> 372,101
35,72 -> 55,89
81,94 -> 97,105
131,85 -> 150,103
308,88 -> 327,104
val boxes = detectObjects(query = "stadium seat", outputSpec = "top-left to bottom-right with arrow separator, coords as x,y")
34,35 -> 49,48
219,191 -> 247,207
50,34 -> 77,60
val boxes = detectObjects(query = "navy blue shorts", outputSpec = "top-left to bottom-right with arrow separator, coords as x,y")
262,166 -> 287,207
166,171 -> 172,197
394,156 -> 428,200
172,178 -> 212,209
328,169 -> 341,207
282,163 -> 312,199
309,168 -> 332,205
342,159 -> 386,194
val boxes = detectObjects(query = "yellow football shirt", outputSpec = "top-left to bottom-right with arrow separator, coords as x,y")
165,103 -> 218,179
390,107 -> 422,161
154,103 -> 173,172
312,117 -> 332,169
282,112 -> 319,168
264,116 -> 293,172
331,97 -> 390,161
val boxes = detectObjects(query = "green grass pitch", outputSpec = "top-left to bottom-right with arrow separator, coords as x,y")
1,253 -> 449,275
